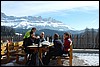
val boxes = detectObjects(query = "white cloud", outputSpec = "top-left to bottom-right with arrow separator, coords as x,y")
1,1 -> 99,16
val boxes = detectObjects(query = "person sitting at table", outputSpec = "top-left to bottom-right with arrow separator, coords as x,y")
42,33 -> 64,65
24,31 -> 38,66
39,32 -> 46,58
63,32 -> 72,56
24,31 -> 36,54
23,27 -> 37,52
40,32 -> 46,42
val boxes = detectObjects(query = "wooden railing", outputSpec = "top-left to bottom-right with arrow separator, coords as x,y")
1,41 -> 27,64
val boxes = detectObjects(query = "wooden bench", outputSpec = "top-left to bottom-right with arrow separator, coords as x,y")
1,42 -> 16,64
14,41 -> 27,64
1,43 -> 9,64
2,42 -> 17,63
15,50 -> 27,64
56,42 -> 73,66
1,41 -> 26,64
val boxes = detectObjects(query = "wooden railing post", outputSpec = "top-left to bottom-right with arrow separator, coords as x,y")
69,43 -> 72,66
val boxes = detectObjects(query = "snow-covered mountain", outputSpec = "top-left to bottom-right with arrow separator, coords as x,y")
1,12 -> 75,31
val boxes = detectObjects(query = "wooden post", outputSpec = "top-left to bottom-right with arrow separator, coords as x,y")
69,42 -> 72,66
57,56 -> 62,65
16,54 -> 19,63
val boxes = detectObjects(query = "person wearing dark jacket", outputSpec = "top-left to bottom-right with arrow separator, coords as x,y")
25,31 -> 39,66
23,27 -> 37,52
24,31 -> 36,54
42,33 -> 64,65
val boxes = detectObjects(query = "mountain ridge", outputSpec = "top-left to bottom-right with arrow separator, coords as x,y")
1,12 -> 76,31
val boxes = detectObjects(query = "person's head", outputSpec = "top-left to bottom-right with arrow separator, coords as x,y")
64,32 -> 70,39
40,32 -> 45,38
31,27 -> 36,33
54,33 -> 59,39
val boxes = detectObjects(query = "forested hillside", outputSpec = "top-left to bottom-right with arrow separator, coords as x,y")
1,26 -> 15,36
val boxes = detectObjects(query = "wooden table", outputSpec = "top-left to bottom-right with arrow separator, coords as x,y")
27,43 -> 54,59
27,43 -> 53,66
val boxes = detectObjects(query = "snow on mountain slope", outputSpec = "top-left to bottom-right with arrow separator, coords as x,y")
1,12 -> 76,31
1,21 -> 18,27
1,20 -> 75,31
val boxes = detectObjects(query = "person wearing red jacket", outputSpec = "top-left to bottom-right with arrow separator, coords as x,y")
63,32 -> 72,56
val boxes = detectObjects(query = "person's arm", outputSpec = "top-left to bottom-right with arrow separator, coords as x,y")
32,36 -> 37,39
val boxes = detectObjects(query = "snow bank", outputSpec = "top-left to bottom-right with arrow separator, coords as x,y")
73,53 -> 99,66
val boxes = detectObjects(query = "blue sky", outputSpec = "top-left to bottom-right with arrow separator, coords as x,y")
1,1 -> 99,30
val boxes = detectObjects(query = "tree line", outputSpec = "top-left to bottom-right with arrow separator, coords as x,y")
1,26 -> 15,36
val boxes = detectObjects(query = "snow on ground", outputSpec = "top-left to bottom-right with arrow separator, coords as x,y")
73,53 -> 99,66
1,53 -> 99,66
1,63 -> 14,66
